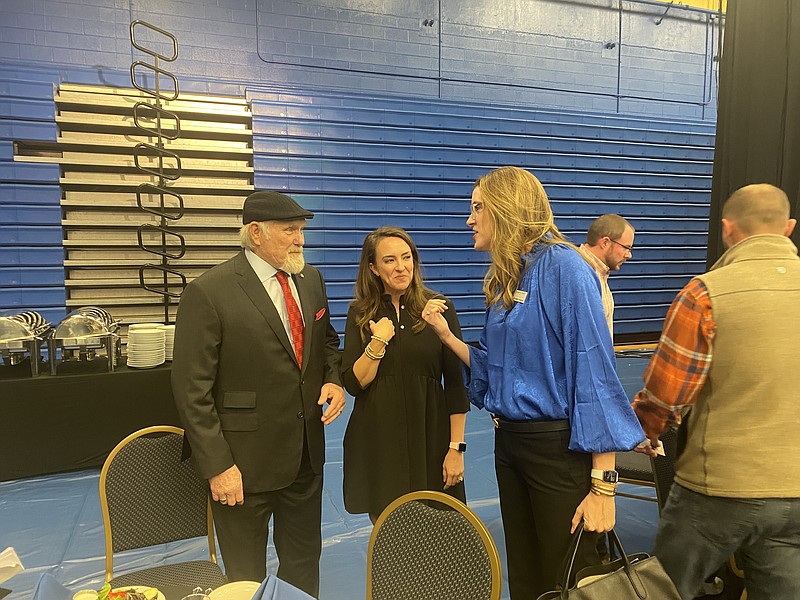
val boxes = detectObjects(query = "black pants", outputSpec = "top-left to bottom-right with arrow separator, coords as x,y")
495,427 -> 600,599
210,442 -> 323,599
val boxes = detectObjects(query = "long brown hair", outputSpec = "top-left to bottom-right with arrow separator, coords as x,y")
351,227 -> 436,341
475,166 -> 575,310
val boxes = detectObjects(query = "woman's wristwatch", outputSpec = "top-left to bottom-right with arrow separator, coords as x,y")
590,468 -> 619,483
448,441 -> 467,453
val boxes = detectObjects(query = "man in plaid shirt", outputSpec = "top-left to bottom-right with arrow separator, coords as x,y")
632,183 -> 800,600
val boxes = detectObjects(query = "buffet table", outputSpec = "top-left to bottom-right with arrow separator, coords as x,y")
0,360 -> 180,481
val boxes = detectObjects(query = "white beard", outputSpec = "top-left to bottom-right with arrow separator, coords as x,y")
282,252 -> 305,274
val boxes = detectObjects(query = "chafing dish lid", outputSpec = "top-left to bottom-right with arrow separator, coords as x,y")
55,307 -> 119,340
0,311 -> 51,342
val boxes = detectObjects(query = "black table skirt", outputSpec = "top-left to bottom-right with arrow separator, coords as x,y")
0,360 -> 180,481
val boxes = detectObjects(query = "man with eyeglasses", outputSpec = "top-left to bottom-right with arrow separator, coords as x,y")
578,214 -> 635,340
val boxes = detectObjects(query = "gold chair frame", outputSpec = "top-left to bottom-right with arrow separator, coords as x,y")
366,490 -> 502,600
99,425 -> 218,582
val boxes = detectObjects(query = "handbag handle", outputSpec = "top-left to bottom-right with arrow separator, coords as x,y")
557,523 -> 647,600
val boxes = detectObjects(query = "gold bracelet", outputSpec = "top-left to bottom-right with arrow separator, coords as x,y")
591,485 -> 618,495
591,478 -> 618,490
365,344 -> 384,359
589,485 -> 617,497
590,479 -> 618,489
364,344 -> 385,360
370,335 -> 390,346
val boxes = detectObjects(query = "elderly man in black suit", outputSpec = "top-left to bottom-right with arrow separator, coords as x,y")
171,191 -> 344,598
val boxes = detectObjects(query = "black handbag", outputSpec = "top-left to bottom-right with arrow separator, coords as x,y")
537,524 -> 681,599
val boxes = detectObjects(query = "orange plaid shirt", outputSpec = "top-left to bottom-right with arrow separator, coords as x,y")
632,278 -> 716,441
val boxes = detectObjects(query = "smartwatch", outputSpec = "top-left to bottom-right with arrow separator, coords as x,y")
591,469 -> 619,484
449,442 -> 467,453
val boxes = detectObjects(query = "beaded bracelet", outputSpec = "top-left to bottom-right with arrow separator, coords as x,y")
364,344 -> 386,360
370,335 -> 390,346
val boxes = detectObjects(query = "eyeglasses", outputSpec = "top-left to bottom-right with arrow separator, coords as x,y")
470,202 -> 484,215
609,238 -> 633,253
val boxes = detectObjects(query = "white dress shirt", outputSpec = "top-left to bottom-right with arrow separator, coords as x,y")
244,248 -> 305,351
578,244 -> 614,339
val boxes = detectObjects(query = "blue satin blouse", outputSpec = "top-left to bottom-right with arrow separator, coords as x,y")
466,243 -> 644,453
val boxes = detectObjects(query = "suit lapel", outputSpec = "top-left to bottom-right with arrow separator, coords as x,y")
234,252 -> 296,363
293,268 -> 315,374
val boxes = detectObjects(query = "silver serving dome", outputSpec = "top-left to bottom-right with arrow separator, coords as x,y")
49,307 -> 121,374
54,307 -> 120,343
0,311 -> 51,343
0,311 -> 52,375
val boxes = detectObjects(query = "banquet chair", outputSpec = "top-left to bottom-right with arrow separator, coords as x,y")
614,427 -> 678,506
99,425 -> 226,596
366,490 -> 501,600
648,427 -> 679,509
615,449 -> 658,503
729,553 -> 748,600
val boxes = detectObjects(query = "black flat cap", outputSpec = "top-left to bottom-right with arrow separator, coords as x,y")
242,190 -> 314,224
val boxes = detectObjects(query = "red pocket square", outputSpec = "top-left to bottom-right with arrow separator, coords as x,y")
315,308 -> 326,321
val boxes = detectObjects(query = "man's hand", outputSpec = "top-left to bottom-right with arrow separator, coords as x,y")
209,464 -> 244,506
634,436 -> 661,457
319,382 -> 346,425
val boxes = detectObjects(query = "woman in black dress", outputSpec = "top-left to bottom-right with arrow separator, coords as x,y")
342,226 -> 469,522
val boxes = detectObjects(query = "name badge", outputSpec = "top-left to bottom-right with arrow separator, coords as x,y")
513,290 -> 528,303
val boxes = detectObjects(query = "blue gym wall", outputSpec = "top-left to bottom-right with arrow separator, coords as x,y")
0,0 -> 720,341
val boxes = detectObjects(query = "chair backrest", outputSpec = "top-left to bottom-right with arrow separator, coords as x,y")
366,490 -> 502,600
650,426 -> 678,511
99,425 -> 217,581
616,449 -> 655,485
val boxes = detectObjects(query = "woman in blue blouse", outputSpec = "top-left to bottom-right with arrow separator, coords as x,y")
422,166 -> 644,598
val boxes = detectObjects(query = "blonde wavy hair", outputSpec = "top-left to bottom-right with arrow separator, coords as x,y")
475,166 -> 575,310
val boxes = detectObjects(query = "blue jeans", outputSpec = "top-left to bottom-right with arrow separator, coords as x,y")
654,484 -> 800,600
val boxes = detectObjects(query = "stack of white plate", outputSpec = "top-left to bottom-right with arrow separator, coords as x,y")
127,325 -> 166,368
164,325 -> 175,361
128,323 -> 163,333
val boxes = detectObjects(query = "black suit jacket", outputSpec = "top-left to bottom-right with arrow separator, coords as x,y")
171,251 -> 342,492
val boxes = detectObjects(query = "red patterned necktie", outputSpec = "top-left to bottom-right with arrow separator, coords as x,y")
275,271 -> 304,368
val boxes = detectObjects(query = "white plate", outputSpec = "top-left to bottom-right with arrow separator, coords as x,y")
126,362 -> 165,369
109,586 -> 166,600
208,580 -> 261,600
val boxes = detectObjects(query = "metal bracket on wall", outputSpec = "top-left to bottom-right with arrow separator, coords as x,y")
129,20 -> 187,323
654,1 -> 675,25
